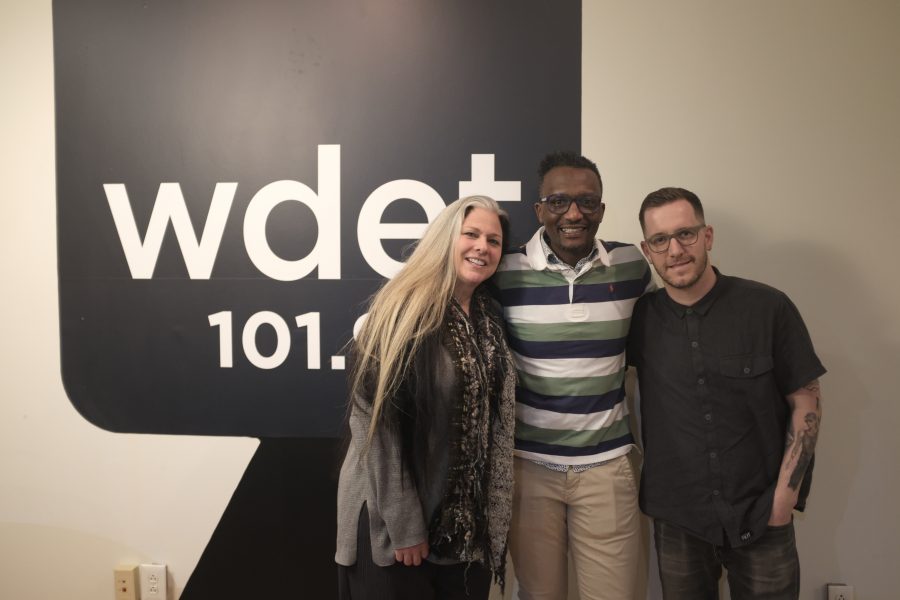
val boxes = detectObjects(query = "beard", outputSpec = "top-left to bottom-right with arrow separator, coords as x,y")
661,251 -> 708,290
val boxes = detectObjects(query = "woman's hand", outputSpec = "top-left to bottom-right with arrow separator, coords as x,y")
394,541 -> 429,566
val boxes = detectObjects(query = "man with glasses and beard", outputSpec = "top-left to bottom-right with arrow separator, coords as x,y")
491,152 -> 654,599
628,187 -> 825,600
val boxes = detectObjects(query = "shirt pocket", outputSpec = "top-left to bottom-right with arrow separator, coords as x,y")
717,353 -> 782,424
717,354 -> 779,407
719,354 -> 774,379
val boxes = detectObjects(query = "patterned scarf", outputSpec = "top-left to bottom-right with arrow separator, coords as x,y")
429,289 -> 516,588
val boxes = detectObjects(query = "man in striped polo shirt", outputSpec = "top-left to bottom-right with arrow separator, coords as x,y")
492,152 -> 654,599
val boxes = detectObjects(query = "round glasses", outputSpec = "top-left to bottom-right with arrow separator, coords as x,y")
539,193 -> 604,215
645,225 -> 706,253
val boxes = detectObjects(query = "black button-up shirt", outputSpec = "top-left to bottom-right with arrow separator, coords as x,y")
628,269 -> 826,547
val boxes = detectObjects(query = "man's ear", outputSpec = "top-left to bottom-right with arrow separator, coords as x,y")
704,225 -> 714,251
640,240 -> 651,260
534,202 -> 543,224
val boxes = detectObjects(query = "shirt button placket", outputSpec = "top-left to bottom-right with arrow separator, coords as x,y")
687,311 -> 722,504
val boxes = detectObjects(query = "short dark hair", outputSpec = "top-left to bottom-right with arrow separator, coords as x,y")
538,151 -> 603,198
639,187 -> 705,231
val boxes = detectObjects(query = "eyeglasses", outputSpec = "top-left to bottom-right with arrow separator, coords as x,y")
539,193 -> 604,215
644,225 -> 706,253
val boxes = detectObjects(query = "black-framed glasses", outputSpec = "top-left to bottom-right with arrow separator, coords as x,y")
645,225 -> 706,253
539,193 -> 604,215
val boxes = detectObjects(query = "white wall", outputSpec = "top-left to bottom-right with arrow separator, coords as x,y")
584,1 -> 900,598
0,3 -> 258,599
2,2 -> 897,599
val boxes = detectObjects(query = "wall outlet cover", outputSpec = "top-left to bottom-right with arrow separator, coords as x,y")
138,563 -> 167,600
114,565 -> 139,600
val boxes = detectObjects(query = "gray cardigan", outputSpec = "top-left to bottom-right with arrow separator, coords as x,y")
334,344 -> 457,567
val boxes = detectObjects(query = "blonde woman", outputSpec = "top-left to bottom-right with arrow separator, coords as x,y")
335,196 -> 516,599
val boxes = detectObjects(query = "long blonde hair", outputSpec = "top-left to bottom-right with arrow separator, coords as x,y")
350,195 -> 508,443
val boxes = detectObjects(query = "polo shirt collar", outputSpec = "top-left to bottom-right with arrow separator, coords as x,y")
663,267 -> 728,318
525,227 -> 609,271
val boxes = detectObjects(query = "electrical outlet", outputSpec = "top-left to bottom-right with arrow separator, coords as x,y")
138,563 -> 167,600
114,565 -> 139,600
827,583 -> 854,600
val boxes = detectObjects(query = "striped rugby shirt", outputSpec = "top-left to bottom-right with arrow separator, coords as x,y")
493,228 -> 654,465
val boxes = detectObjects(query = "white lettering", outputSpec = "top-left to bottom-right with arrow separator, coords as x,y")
294,312 -> 322,369
209,310 -> 325,370
108,148 -> 523,281
208,311 -> 234,368
458,154 -> 520,202
244,145 -> 341,280
105,182 -> 235,279
242,311 -> 291,369
358,180 -> 445,278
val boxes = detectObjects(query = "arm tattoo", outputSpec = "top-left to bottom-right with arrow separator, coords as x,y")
784,429 -> 795,450
785,380 -> 820,490
787,411 -> 820,490
784,379 -> 822,490
804,379 -> 821,408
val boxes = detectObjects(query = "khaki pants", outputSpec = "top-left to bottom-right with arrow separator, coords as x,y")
509,453 -> 641,600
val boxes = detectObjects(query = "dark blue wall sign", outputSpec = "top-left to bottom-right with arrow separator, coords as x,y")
54,0 -> 580,438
